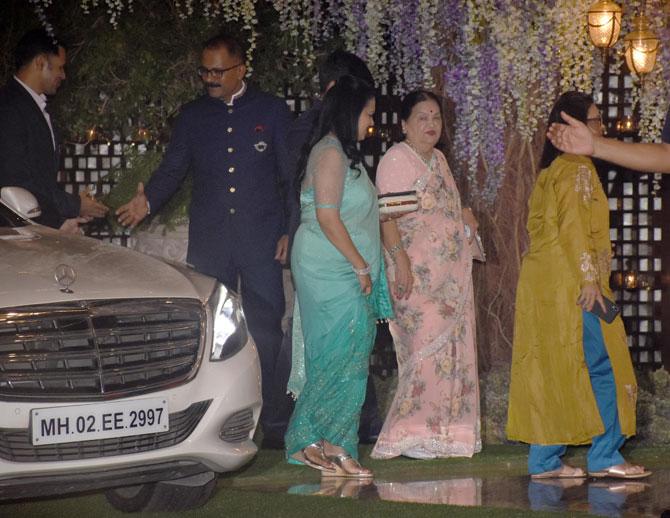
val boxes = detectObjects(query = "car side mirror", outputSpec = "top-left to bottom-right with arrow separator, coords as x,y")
0,187 -> 42,219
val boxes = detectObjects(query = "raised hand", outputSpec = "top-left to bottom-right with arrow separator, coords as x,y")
546,111 -> 595,156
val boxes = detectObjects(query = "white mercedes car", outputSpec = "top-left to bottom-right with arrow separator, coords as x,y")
0,187 -> 262,511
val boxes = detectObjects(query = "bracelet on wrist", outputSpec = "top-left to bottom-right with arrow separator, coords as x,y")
387,243 -> 402,261
352,263 -> 371,276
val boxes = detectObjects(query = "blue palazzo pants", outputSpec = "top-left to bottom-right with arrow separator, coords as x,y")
528,311 -> 625,474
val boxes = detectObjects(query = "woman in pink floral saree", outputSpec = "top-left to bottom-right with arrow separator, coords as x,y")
371,91 -> 481,459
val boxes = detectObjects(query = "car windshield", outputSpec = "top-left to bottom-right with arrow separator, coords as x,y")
0,202 -> 30,228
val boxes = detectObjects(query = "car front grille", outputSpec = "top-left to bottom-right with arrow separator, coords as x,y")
0,299 -> 205,401
0,400 -> 211,462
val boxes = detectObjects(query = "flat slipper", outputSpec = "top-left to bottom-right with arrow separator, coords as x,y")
588,463 -> 652,479
530,463 -> 586,479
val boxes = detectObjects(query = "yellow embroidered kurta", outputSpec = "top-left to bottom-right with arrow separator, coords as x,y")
506,154 -> 637,445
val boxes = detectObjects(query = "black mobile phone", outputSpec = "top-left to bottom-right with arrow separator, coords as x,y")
588,296 -> 620,324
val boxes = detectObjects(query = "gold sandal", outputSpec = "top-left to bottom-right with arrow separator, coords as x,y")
322,453 -> 373,479
588,463 -> 652,479
530,463 -> 586,479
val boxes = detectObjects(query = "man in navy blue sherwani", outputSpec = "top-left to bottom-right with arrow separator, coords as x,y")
116,33 -> 296,435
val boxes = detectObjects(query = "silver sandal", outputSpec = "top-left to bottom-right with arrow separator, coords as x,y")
299,440 -> 335,473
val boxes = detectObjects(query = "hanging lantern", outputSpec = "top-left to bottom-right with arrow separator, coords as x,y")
624,14 -> 660,77
587,1 -> 623,48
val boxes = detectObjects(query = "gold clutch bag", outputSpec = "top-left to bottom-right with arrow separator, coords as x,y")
378,190 -> 419,216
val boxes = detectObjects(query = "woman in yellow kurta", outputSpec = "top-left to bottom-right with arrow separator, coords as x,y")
506,91 -> 650,479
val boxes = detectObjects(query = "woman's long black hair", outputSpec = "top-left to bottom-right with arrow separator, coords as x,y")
539,91 -> 595,169
295,74 -> 375,193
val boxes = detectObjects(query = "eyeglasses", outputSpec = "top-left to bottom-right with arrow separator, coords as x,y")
586,114 -> 603,126
197,63 -> 243,79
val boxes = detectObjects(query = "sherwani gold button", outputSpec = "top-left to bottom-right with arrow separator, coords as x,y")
227,147 -> 234,153
229,187 -> 236,193
228,167 -> 235,173
229,208 -> 236,214
227,127 -> 233,133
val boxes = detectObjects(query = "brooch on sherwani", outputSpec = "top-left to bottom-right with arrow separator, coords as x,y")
254,124 -> 267,152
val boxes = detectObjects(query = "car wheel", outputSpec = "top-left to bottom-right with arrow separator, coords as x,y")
104,473 -> 217,512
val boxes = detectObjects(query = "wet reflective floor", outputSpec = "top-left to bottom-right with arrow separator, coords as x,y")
236,469 -> 670,517
4,446 -> 670,516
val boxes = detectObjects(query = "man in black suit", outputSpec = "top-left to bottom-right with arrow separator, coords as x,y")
0,29 -> 108,231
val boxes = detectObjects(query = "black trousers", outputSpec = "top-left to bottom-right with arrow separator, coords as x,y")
212,257 -> 285,432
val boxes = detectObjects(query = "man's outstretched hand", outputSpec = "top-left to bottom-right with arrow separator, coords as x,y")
116,182 -> 150,229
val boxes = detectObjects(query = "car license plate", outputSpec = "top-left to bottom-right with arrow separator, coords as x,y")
31,397 -> 169,446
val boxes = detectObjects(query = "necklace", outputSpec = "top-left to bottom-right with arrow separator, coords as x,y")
405,139 -> 435,170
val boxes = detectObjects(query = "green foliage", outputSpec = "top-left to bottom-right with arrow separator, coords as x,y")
479,367 -> 510,445
0,1 -> 328,141
56,3 -> 220,140
103,146 -> 191,231
635,368 -> 670,444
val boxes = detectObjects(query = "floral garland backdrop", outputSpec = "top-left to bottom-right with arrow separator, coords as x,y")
18,0 -> 669,366
269,0 -> 669,204
28,0 -> 670,204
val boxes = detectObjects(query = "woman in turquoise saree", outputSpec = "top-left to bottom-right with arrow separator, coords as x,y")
285,75 -> 392,478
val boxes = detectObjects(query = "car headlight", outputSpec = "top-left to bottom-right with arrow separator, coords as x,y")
208,283 -> 249,361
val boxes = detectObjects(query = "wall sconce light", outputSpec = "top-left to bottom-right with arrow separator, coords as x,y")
623,259 -> 639,290
624,14 -> 660,79
587,0 -> 623,59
